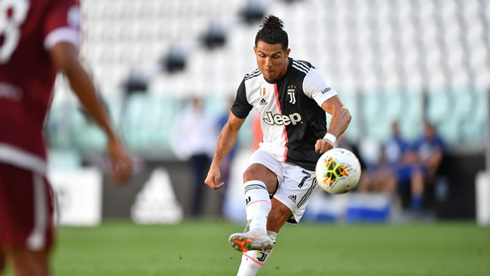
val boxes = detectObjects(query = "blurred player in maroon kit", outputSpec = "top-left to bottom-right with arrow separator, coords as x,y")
0,0 -> 132,275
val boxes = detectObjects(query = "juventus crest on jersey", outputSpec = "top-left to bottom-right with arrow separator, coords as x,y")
231,58 -> 338,171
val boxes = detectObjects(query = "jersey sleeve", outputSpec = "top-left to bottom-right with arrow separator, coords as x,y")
43,0 -> 81,50
303,68 -> 338,107
230,79 -> 253,119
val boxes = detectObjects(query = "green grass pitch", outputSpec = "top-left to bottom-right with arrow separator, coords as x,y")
5,220 -> 490,276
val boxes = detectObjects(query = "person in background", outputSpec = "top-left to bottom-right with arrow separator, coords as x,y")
217,97 -> 239,215
171,97 -> 218,217
412,121 -> 445,184
0,0 -> 131,275
377,122 -> 424,211
409,121 -> 445,211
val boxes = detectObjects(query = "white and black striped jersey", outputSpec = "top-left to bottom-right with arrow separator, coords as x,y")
231,57 -> 337,171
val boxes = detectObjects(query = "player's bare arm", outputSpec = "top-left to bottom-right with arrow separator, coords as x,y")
49,42 -> 131,183
315,95 -> 351,154
205,112 -> 245,190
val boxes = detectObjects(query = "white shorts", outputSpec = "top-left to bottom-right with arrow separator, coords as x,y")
248,148 -> 322,223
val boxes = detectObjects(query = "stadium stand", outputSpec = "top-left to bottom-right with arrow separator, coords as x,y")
48,0 -> 489,158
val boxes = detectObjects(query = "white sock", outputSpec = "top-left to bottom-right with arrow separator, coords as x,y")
237,231 -> 277,276
244,181 -> 271,232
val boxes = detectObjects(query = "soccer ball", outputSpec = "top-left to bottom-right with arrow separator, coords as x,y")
315,148 -> 361,194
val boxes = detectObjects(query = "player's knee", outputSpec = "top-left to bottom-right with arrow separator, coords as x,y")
243,164 -> 278,194
242,167 -> 257,183
243,165 -> 267,182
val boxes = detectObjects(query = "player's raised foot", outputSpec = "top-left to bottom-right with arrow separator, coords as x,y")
228,230 -> 274,253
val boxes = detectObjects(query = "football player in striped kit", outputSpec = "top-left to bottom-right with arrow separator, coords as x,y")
205,15 -> 351,275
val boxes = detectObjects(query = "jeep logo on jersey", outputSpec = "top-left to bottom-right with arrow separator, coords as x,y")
263,112 -> 302,126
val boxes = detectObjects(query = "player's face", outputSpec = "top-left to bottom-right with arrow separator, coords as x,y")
254,41 -> 290,81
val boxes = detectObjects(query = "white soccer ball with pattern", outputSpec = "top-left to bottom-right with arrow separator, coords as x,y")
315,148 -> 361,194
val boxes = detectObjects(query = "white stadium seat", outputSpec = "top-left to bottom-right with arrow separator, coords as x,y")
48,0 -> 490,151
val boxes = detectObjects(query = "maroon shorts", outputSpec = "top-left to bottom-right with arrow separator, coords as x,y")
0,163 -> 55,252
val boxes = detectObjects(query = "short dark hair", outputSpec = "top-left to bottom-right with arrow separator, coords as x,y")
255,15 -> 288,50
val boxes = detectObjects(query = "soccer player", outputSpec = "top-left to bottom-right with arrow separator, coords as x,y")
204,15 -> 351,275
0,0 -> 131,275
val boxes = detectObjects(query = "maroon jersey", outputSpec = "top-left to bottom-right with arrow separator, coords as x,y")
0,0 -> 80,174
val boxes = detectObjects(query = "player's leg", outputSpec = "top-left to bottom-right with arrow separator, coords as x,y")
3,245 -> 50,276
237,164 -> 320,276
229,149 -> 283,253
266,198 -> 293,232
0,242 -> 46,276
243,163 -> 278,230
237,230 -> 277,276
229,163 -> 277,252
237,199 -> 290,276
0,165 -> 54,276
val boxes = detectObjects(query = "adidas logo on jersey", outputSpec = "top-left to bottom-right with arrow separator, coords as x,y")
288,195 -> 297,203
259,98 -> 268,105
263,112 -> 302,126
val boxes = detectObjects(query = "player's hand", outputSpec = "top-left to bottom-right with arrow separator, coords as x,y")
107,138 -> 132,184
315,139 -> 334,154
205,166 -> 224,190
